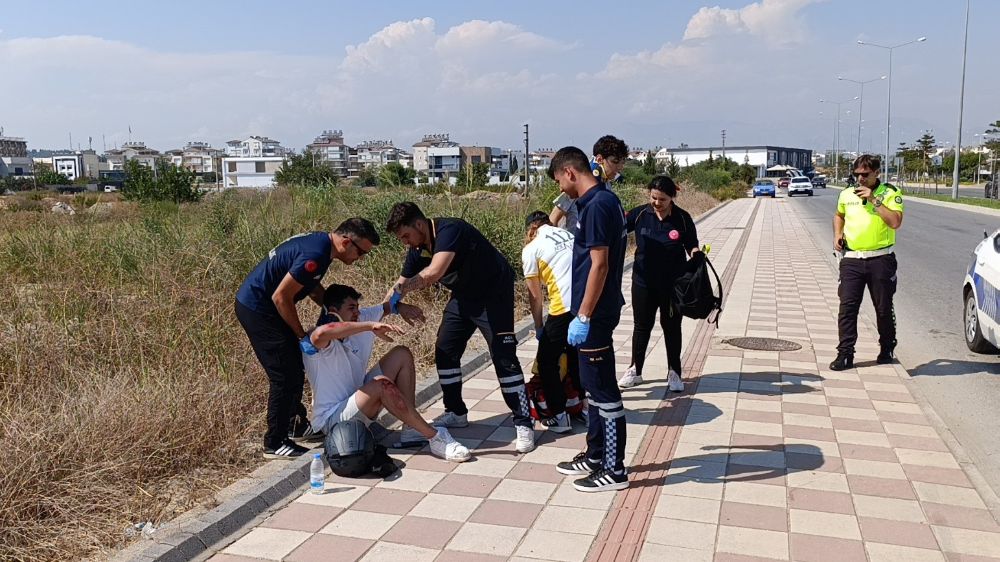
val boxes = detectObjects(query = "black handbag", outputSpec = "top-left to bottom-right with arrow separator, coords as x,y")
673,252 -> 723,323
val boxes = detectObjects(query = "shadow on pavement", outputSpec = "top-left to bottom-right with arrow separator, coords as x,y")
909,357 -> 1000,376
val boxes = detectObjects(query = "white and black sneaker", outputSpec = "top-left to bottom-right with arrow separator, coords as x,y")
263,440 -> 310,460
556,452 -> 601,476
542,412 -> 573,434
573,467 -> 629,492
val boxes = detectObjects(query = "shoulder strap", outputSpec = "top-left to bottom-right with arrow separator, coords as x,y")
704,256 -> 724,324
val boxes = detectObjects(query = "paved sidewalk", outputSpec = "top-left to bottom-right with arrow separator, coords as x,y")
206,198 -> 1000,562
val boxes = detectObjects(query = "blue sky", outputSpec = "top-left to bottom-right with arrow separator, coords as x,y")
2,0 -> 997,156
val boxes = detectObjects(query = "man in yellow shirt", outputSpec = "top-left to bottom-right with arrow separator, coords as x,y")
831,154 -> 904,371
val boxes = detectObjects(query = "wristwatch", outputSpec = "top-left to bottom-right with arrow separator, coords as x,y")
577,314 -> 590,324
872,196 -> 884,208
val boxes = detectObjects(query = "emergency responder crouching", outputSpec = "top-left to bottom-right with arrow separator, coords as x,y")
830,154 -> 904,371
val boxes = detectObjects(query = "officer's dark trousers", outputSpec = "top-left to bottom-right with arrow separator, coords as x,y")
579,317 -> 627,472
235,300 -> 309,449
836,253 -> 898,356
631,283 -> 683,376
535,312 -> 580,416
435,284 -> 533,427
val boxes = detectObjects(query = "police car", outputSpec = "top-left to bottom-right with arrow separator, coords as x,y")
963,229 -> 1000,353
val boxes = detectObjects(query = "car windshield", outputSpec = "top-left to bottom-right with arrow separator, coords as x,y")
755,180 -> 773,185
792,177 -> 810,182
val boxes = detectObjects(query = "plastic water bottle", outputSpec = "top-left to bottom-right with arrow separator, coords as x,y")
309,453 -> 324,495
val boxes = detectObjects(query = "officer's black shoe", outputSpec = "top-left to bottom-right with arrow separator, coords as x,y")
829,354 -> 854,371
876,349 -> 895,364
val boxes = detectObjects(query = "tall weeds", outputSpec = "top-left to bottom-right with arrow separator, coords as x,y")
0,184 -> 715,561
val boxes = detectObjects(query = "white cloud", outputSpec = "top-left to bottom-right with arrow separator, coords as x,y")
684,0 -> 819,45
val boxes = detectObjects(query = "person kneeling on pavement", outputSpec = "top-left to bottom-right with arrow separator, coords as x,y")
303,284 -> 471,463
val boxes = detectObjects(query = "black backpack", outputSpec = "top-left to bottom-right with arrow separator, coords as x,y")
673,252 -> 723,323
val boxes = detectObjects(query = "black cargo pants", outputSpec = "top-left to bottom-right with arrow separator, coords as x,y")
836,253 -> 898,356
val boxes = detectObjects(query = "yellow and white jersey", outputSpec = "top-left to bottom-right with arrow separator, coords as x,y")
522,224 -> 574,316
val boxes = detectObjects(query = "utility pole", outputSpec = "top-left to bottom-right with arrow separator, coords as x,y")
721,129 -> 727,162
523,124 -> 529,192
951,0 -> 970,200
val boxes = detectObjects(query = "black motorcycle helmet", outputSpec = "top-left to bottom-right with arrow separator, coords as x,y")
324,420 -> 376,478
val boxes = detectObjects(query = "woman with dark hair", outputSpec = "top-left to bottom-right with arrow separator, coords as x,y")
618,175 -> 700,391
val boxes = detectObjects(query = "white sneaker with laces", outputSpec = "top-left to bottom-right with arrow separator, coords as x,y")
432,411 -> 469,428
429,428 -> 471,462
399,426 -> 429,444
515,425 -> 536,453
667,370 -> 684,393
618,365 -> 643,388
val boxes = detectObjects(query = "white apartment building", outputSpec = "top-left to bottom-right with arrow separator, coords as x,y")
105,142 -> 160,170
221,156 -> 284,189
225,136 -> 287,158
355,140 -> 400,168
412,134 -> 454,173
166,142 -> 223,175
307,130 -> 350,177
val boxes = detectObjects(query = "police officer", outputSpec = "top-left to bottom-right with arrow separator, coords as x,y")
384,202 -> 536,453
235,218 -> 381,459
547,146 -> 630,493
831,154 -> 904,371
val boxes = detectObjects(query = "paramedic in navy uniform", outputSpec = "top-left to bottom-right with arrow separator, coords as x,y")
235,218 -> 381,459
547,146 -> 630,493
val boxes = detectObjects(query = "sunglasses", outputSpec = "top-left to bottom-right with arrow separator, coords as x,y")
348,238 -> 369,257
853,172 -> 872,179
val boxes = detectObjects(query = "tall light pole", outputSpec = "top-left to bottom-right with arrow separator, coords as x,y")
951,0 -> 970,199
838,75 -> 886,156
858,36 -> 927,175
820,97 -> 858,182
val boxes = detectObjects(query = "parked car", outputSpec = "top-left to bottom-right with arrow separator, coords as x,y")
963,229 -> 1000,353
787,176 -> 814,197
811,176 -> 827,189
103,185 -> 119,193
778,177 -> 791,189
752,179 -> 776,198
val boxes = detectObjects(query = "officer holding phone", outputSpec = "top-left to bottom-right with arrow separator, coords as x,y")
830,154 -> 904,371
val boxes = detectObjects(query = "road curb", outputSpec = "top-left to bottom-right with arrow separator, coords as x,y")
123,197 -> 733,562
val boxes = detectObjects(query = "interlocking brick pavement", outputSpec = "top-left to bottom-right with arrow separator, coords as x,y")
206,198 -> 1000,561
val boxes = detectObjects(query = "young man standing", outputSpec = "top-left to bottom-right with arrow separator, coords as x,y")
385,202 -> 536,453
831,154 -> 904,370
548,147 -> 629,492
235,218 -> 380,459
549,135 -> 629,232
304,285 -> 470,463
522,211 -> 579,433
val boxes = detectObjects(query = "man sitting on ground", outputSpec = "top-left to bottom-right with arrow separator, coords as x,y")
304,284 -> 471,463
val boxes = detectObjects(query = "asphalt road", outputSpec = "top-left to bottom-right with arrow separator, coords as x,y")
788,187 -> 1000,496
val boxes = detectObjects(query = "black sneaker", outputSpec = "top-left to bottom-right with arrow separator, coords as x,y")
556,452 -> 601,476
876,350 -> 895,364
573,467 -> 629,492
829,354 -> 854,371
263,440 -> 309,460
291,422 -> 325,443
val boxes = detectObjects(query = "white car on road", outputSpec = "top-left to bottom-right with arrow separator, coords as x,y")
963,229 -> 1000,353
787,176 -> 814,197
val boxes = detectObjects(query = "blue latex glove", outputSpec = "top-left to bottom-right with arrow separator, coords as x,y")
567,318 -> 589,346
299,335 -> 318,355
535,326 -> 544,341
388,290 -> 403,314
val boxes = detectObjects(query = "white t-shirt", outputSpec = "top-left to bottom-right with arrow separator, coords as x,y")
303,305 -> 383,430
522,224 -> 574,316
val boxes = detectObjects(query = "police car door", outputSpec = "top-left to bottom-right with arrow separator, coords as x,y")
974,231 -> 1000,342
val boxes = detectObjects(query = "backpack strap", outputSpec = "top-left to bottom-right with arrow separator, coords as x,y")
704,255 -> 724,324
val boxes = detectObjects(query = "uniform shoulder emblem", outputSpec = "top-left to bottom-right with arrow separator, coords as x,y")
304,260 -> 318,273
894,196 -> 903,204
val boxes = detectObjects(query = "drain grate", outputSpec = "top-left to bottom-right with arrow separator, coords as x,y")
723,337 -> 802,352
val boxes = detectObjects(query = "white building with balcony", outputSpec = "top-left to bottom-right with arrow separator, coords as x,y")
225,136 -> 287,158
356,140 -> 400,169
427,145 -> 461,182
412,134 -> 454,173
221,156 -> 285,189
307,130 -> 350,178
105,142 -> 160,170
167,142 -> 223,175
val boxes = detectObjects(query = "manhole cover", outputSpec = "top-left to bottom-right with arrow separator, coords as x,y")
723,337 -> 802,352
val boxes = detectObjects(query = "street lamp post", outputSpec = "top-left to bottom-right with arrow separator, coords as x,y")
838,75 -> 886,157
951,0 -> 970,199
858,36 -> 927,175
820,97 -> 858,182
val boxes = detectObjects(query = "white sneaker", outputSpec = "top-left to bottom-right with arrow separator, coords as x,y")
399,426 -> 429,444
432,411 -> 469,428
618,366 -> 643,388
542,412 -> 573,434
667,370 -> 684,393
429,428 -> 471,462
515,425 -> 536,453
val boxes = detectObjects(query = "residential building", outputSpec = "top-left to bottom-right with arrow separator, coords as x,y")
427,145 -> 461,182
0,136 -> 32,177
221,156 -> 285,189
307,130 -> 350,178
166,142 -> 223,175
654,145 -> 814,177
50,149 -> 101,180
412,134 -> 454,174
397,150 -> 413,169
529,149 -> 556,174
355,140 -> 400,168
224,136 -> 287,158
628,148 -> 650,162
105,141 -> 161,170
460,146 -> 512,183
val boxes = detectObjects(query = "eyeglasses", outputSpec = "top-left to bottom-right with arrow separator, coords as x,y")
853,172 -> 872,179
348,238 -> 369,257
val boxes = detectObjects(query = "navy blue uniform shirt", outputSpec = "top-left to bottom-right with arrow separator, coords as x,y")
626,203 -> 699,289
236,232 -> 332,314
571,183 -> 627,322
401,218 -> 513,301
